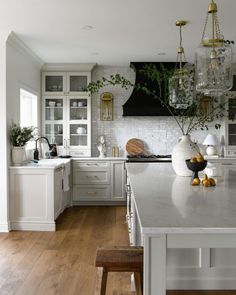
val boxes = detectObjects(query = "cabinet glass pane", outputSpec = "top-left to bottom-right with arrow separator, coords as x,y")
70,124 -> 87,146
45,76 -> 63,92
228,124 -> 236,145
45,99 -> 63,120
229,98 -> 236,120
45,124 -> 63,146
69,76 -> 87,92
69,98 -> 87,120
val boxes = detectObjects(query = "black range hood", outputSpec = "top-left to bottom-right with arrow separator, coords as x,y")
123,62 -> 176,116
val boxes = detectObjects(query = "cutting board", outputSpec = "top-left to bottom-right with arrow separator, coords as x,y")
126,138 -> 145,156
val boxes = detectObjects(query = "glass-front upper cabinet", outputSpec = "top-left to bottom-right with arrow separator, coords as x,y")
67,97 -> 91,151
67,72 -> 88,94
43,97 -> 65,147
42,72 -> 66,95
42,72 -> 90,95
225,91 -> 236,156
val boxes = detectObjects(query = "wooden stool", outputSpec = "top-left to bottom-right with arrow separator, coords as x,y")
94,246 -> 143,295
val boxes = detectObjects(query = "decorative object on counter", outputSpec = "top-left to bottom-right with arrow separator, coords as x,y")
48,101 -> 56,107
172,135 -> 200,176
169,20 -> 194,109
9,123 -> 35,165
203,134 -> 219,155
100,92 -> 113,121
112,146 -> 120,157
195,0 -> 233,96
97,135 -> 106,158
201,174 -> 216,187
126,138 -> 145,156
185,158 -> 207,181
50,144 -> 58,157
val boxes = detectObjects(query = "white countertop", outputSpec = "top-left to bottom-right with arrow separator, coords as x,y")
126,162 -> 236,234
9,158 -> 71,169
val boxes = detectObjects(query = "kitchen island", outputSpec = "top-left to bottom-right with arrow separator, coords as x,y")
126,162 -> 236,295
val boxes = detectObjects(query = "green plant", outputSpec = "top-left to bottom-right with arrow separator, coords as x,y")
9,123 -> 35,147
86,63 -> 226,135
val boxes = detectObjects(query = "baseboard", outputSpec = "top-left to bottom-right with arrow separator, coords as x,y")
0,222 -> 10,232
167,278 -> 236,289
10,221 -> 56,231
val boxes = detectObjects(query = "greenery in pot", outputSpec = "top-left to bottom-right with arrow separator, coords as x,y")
86,63 -> 226,135
9,123 -> 35,147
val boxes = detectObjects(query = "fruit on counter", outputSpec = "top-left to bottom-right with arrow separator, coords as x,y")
202,174 -> 216,187
192,178 -> 200,186
190,157 -> 198,163
196,153 -> 204,163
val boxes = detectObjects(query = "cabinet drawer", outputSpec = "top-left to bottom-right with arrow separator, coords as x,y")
73,161 -> 110,170
73,185 -> 110,201
73,170 -> 110,184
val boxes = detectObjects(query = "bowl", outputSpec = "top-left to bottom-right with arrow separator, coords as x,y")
49,101 -> 56,107
185,159 -> 207,180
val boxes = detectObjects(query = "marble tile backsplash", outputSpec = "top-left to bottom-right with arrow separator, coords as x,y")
91,66 -> 225,157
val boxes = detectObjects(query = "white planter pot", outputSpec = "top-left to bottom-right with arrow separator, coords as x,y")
12,146 -> 27,166
171,135 -> 199,176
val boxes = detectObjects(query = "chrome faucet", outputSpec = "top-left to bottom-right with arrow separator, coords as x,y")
34,137 -> 53,160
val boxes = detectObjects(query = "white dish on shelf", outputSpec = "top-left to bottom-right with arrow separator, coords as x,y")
56,102 -> 62,107
49,101 -> 56,107
76,127 -> 86,134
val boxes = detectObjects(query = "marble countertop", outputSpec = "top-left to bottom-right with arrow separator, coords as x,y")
126,162 -> 236,234
9,158 -> 71,169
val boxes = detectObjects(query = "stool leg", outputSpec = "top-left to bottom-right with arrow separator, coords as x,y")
95,267 -> 108,295
134,271 -> 143,295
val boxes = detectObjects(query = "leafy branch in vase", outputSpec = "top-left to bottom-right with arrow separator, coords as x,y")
86,64 -> 226,135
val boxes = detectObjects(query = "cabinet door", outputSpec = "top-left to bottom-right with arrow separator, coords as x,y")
43,97 -> 66,148
66,96 -> 91,156
67,72 -> 89,94
42,72 -> 66,95
111,161 -> 126,201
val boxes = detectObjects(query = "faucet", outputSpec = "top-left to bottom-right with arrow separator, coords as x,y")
34,137 -> 53,160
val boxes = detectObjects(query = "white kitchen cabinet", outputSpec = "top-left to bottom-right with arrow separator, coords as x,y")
42,94 -> 91,157
42,71 -> 90,96
72,159 -> 126,204
9,164 -> 67,231
42,65 -> 95,157
111,161 -> 126,200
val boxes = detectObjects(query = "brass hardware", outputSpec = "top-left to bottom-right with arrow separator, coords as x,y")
176,20 -> 187,26
202,38 -> 224,46
208,1 -> 217,13
100,92 -> 113,121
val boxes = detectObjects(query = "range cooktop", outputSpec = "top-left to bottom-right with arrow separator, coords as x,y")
126,154 -> 172,163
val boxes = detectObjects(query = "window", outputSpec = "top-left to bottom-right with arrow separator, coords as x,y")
20,89 -> 38,149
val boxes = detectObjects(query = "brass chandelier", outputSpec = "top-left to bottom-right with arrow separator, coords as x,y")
195,0 -> 233,96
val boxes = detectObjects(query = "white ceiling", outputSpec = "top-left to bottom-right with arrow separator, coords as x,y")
0,0 -> 236,66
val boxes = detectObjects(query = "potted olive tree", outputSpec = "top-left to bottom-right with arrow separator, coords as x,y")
9,123 -> 35,165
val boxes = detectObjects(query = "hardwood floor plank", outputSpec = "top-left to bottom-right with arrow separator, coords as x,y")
1,206 -> 236,295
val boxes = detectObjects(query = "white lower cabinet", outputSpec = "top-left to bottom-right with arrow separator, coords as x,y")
72,159 -> 126,204
10,165 -> 69,231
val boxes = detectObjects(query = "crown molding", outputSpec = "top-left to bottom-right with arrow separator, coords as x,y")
42,63 -> 96,72
7,32 -> 44,68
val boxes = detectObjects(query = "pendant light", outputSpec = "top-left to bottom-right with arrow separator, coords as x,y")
195,0 -> 233,96
169,20 -> 194,109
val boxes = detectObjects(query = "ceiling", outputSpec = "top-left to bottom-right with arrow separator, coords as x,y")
0,0 -> 235,66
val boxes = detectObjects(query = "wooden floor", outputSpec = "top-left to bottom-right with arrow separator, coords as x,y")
0,206 -> 236,295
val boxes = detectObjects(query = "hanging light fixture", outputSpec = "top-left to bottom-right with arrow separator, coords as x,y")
169,20 -> 194,109
195,0 -> 233,96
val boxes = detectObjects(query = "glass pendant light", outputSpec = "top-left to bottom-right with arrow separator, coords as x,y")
169,20 -> 194,109
195,0 -> 233,96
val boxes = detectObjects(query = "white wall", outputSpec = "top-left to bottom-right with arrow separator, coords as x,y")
0,32 -> 9,231
0,33 -> 42,231
91,66 -> 225,157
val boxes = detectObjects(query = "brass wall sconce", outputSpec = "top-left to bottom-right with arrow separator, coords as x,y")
100,92 -> 113,121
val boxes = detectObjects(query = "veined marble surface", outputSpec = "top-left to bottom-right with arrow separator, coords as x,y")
126,163 -> 236,234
